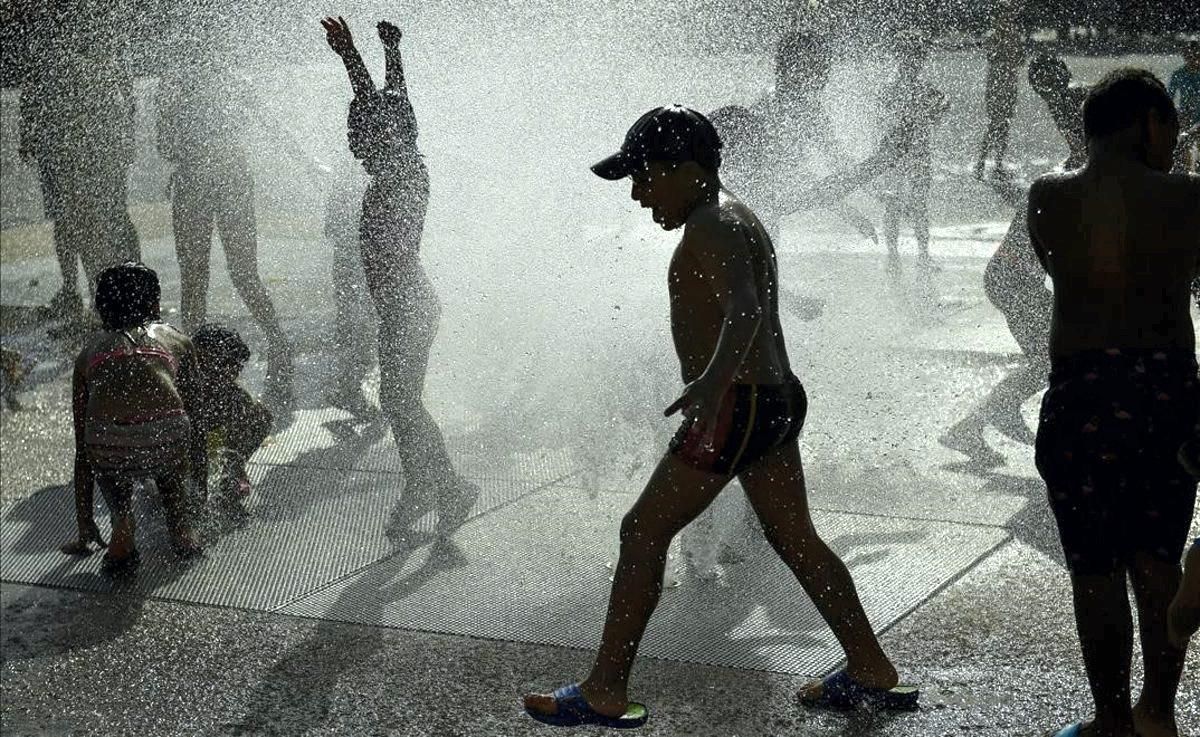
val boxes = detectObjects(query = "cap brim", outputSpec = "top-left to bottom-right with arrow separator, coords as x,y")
590,152 -> 636,180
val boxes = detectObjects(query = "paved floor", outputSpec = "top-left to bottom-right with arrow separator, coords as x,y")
3,221 -> 1198,735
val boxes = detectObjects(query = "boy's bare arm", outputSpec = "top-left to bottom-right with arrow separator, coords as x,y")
63,356 -> 105,553
322,16 -> 377,99
378,21 -> 407,92
173,339 -> 210,488
665,214 -> 763,433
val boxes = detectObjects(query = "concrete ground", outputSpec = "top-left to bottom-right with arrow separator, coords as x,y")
2,221 -> 1198,737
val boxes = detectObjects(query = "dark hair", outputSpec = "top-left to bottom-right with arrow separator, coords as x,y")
688,118 -> 723,175
94,261 -> 161,331
1082,68 -> 1177,139
348,90 -> 418,167
191,323 -> 250,366
1028,52 -> 1070,93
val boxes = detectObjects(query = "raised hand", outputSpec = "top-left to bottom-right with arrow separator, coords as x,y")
321,16 -> 355,56
377,20 -> 403,48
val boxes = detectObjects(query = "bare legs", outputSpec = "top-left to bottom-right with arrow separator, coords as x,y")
524,441 -> 898,718
1129,555 -> 1185,737
1057,552 -> 1187,737
172,163 -> 293,407
740,442 -> 898,697
575,456 -> 727,715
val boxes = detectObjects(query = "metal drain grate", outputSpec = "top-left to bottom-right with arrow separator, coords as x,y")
0,464 -> 564,610
281,485 -> 1007,676
253,408 -> 574,485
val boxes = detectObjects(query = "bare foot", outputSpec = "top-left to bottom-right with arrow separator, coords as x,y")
171,528 -> 203,559
1134,702 -> 1180,737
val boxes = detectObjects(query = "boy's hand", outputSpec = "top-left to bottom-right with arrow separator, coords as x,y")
377,21 -> 403,48
665,376 -> 726,448
321,16 -> 355,56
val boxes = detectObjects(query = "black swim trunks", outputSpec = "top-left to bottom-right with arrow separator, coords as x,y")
669,374 -> 807,477
1036,348 -> 1199,575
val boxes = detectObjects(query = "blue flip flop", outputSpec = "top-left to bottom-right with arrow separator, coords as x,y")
1050,724 -> 1082,737
525,683 -> 649,729
799,670 -> 920,712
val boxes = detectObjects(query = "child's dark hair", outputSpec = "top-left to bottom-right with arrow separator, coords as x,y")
192,323 -> 251,366
1028,52 -> 1070,93
348,90 -> 418,166
1083,68 -> 1177,139
94,261 -> 161,331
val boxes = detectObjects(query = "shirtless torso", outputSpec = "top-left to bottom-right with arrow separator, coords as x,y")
668,191 -> 792,386
1028,163 -> 1200,359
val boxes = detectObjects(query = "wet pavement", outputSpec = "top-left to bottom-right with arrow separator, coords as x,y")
2,224 -> 1198,736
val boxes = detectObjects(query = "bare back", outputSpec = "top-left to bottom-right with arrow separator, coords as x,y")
668,190 -> 792,384
1028,164 -> 1200,359
74,322 -> 197,428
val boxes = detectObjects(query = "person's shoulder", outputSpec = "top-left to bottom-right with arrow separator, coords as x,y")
683,197 -> 751,251
1029,168 -> 1075,198
1159,171 -> 1200,207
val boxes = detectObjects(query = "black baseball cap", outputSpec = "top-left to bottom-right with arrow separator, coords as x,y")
591,105 -> 723,180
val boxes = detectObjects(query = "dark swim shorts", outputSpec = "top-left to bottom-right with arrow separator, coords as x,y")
669,374 -> 807,477
1036,348 -> 1200,576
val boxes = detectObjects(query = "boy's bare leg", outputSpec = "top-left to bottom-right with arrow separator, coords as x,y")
524,453 -> 728,718
1129,553 -> 1185,737
1069,569 -> 1138,737
97,478 -> 137,561
1169,542 -> 1200,648
911,157 -> 933,266
738,441 -> 899,696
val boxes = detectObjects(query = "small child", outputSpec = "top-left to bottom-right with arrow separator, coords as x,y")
881,32 -> 947,281
189,324 -> 273,508
61,262 -> 200,574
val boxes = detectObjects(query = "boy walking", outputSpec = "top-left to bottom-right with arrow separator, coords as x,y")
523,106 -> 916,727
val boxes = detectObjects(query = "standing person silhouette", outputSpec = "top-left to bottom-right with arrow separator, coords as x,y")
523,106 -> 917,727
1029,69 -> 1199,737
880,32 -> 946,288
20,18 -> 140,318
974,2 -> 1025,181
155,57 -> 295,412
321,16 -> 478,534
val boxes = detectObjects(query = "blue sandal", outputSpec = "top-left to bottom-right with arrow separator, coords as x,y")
1050,725 -> 1083,737
525,683 -> 649,729
799,670 -> 920,711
